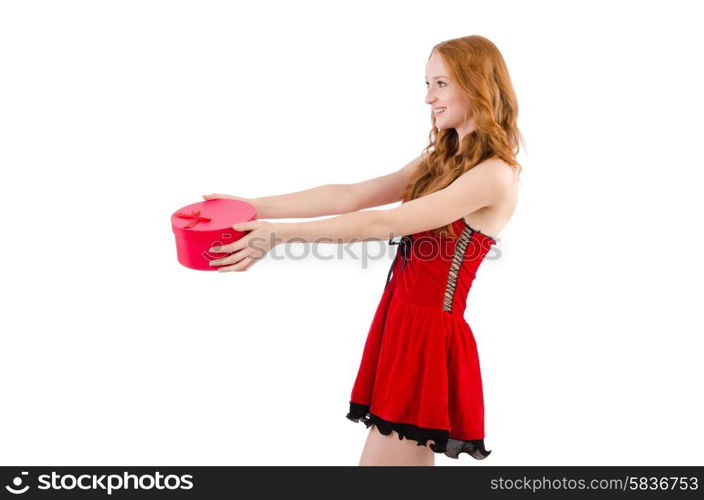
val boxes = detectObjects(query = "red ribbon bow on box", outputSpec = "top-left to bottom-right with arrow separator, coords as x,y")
175,209 -> 211,228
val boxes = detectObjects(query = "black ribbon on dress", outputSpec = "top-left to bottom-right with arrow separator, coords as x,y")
385,235 -> 413,288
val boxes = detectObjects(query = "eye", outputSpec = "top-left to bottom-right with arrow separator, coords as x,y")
425,81 -> 447,87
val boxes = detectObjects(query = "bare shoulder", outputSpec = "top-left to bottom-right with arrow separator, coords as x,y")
486,156 -> 518,178
464,157 -> 518,189
460,157 -> 519,233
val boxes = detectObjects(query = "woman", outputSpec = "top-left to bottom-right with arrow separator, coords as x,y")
204,35 -> 522,466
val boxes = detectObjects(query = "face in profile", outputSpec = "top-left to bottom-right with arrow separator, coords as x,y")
425,51 -> 474,136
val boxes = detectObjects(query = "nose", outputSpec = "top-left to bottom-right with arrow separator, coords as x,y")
425,86 -> 437,105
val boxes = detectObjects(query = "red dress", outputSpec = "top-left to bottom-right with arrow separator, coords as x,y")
346,216 -> 496,459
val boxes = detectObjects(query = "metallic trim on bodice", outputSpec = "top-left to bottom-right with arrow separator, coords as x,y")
442,224 -> 474,313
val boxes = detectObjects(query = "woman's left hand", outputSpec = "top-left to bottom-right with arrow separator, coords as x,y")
208,219 -> 278,272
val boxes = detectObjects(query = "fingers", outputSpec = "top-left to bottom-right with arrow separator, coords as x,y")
218,255 -> 256,273
209,247 -> 248,267
238,258 -> 256,272
209,242 -> 238,253
202,193 -> 234,200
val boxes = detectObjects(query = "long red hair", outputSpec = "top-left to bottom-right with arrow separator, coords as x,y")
401,35 -> 525,238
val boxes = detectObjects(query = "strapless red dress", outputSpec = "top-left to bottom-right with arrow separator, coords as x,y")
346,217 -> 496,459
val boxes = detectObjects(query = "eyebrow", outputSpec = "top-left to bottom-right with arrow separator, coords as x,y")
425,76 -> 447,80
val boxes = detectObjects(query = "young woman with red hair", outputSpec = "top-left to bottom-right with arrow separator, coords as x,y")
205,34 -> 523,466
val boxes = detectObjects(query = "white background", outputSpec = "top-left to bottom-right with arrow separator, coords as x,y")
1,0 -> 702,466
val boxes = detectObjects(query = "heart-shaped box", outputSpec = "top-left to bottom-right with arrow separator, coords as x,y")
171,199 -> 257,271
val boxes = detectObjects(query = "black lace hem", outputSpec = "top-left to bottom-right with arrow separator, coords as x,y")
346,401 -> 491,460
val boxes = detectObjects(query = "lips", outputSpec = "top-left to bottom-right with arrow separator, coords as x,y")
433,107 -> 446,115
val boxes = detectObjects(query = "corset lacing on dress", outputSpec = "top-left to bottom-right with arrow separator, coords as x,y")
385,235 -> 413,288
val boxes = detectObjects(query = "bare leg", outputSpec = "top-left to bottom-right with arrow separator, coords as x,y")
358,425 -> 436,466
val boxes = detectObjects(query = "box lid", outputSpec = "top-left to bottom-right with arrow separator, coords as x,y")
171,199 -> 257,241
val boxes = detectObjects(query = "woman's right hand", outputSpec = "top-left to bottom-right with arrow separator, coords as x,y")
202,193 -> 251,203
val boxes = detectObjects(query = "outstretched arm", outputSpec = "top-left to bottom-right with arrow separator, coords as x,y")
252,184 -> 355,218
275,159 -> 511,244
209,159 -> 512,272
213,153 -> 425,219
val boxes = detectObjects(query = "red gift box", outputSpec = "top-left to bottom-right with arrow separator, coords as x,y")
171,199 -> 257,271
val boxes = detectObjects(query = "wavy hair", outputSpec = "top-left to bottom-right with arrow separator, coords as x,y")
401,35 -> 525,238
